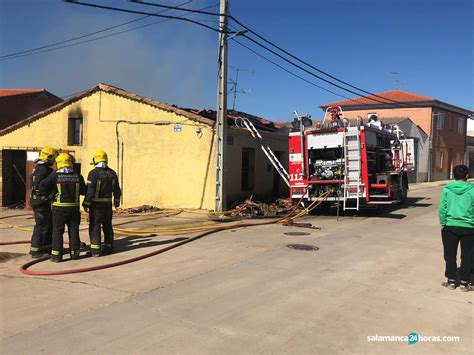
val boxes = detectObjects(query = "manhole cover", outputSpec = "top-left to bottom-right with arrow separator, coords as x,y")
284,232 -> 310,236
286,244 -> 319,251
0,252 -> 24,263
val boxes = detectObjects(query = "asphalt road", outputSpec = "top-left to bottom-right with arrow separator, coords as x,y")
0,184 -> 472,354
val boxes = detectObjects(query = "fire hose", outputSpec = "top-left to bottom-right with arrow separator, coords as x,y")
0,191 -> 329,276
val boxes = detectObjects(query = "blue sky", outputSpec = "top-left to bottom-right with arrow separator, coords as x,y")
0,0 -> 473,127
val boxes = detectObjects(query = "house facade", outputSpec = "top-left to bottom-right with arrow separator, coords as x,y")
0,84 -> 287,209
320,90 -> 472,181
0,89 -> 62,130
467,131 -> 474,176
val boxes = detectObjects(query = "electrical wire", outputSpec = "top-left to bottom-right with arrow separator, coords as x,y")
130,0 -> 220,17
228,15 -> 413,107
129,1 -> 414,107
0,0 -> 193,59
64,0 -> 224,34
231,38 -> 357,102
240,33 -> 410,108
1,2 -> 219,61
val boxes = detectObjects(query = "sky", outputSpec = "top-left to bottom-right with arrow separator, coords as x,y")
0,0 -> 473,128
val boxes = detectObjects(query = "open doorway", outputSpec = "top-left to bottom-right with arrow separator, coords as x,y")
272,151 -> 283,197
2,150 -> 27,207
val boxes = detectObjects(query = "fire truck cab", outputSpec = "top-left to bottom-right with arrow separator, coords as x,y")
289,108 -> 415,211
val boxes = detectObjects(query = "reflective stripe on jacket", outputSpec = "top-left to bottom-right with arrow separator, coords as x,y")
84,167 -> 121,206
39,171 -> 87,208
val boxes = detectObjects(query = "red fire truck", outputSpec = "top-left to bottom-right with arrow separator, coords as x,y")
288,108 -> 415,211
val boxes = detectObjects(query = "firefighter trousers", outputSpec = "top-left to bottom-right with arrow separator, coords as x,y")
30,203 -> 53,254
89,205 -> 114,251
51,207 -> 81,255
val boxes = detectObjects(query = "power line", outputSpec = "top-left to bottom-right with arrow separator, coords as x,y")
132,1 -> 413,107
1,2 -> 219,61
64,0 -> 224,34
130,0 -> 221,17
0,1 -> 193,59
231,38 -> 370,107
239,33 -> 404,107
228,16 -> 412,107
231,39 -> 349,100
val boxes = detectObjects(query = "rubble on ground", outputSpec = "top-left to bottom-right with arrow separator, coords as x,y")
230,197 -> 297,218
114,205 -> 160,215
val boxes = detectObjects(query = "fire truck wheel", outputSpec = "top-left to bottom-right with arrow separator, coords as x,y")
399,176 -> 408,205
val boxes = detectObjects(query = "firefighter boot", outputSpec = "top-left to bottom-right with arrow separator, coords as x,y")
90,243 -> 101,257
70,249 -> 80,260
50,252 -> 62,263
30,251 -> 44,259
102,243 -> 114,255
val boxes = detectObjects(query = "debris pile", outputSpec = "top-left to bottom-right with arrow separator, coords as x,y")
114,205 -> 160,215
6,202 -> 25,210
230,197 -> 297,218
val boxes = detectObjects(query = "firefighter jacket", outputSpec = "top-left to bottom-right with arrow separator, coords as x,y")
39,170 -> 87,208
83,166 -> 121,207
30,162 -> 54,207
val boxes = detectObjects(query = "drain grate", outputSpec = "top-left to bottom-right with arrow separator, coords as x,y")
284,232 -> 310,236
0,252 -> 24,263
286,244 -> 319,251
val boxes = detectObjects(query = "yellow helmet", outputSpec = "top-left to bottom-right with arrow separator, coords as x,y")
39,147 -> 58,164
92,150 -> 108,164
56,153 -> 73,170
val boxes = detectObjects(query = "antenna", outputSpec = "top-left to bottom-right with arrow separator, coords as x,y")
390,71 -> 400,89
228,66 -> 253,111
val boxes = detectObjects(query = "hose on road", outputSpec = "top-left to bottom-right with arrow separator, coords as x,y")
3,191 -> 328,276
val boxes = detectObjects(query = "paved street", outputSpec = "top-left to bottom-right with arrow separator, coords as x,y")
0,183 -> 473,354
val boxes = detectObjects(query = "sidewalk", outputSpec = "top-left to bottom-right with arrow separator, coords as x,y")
409,178 -> 474,191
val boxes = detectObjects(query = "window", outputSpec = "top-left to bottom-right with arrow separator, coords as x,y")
68,117 -> 83,145
438,151 -> 444,169
436,113 -> 445,130
458,118 -> 465,134
241,148 -> 255,191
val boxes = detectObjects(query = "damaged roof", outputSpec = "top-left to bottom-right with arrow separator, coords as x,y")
182,108 -> 284,133
0,83 -> 214,136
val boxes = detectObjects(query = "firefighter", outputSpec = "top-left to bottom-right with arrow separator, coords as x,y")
82,150 -> 121,257
29,147 -> 58,258
39,153 -> 86,262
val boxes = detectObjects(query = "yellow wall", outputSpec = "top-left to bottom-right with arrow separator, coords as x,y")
0,91 -> 216,209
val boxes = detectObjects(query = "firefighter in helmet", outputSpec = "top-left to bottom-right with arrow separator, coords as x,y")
82,150 -> 121,257
39,153 -> 87,262
29,147 -> 58,258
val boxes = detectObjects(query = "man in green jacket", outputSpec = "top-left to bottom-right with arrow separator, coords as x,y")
438,165 -> 474,291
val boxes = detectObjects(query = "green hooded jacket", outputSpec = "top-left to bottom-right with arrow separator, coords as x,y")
438,181 -> 474,228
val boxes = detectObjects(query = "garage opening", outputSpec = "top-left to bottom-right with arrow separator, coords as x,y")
2,150 -> 27,207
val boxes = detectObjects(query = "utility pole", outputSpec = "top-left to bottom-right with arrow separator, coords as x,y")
215,0 -> 228,212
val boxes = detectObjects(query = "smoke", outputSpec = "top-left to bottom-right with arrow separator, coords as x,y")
0,0 -> 217,109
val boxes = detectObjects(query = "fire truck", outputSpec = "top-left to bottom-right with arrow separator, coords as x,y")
288,108 -> 415,211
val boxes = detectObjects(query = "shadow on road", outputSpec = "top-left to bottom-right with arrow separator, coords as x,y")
310,197 -> 432,219
113,236 -> 188,254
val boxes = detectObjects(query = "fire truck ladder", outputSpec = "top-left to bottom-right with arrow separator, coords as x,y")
236,117 -> 290,187
343,126 -> 362,211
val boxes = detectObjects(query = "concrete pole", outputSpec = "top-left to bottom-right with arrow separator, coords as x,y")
215,0 -> 228,212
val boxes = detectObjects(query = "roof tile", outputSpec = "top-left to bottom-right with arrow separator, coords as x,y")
320,90 -> 435,107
